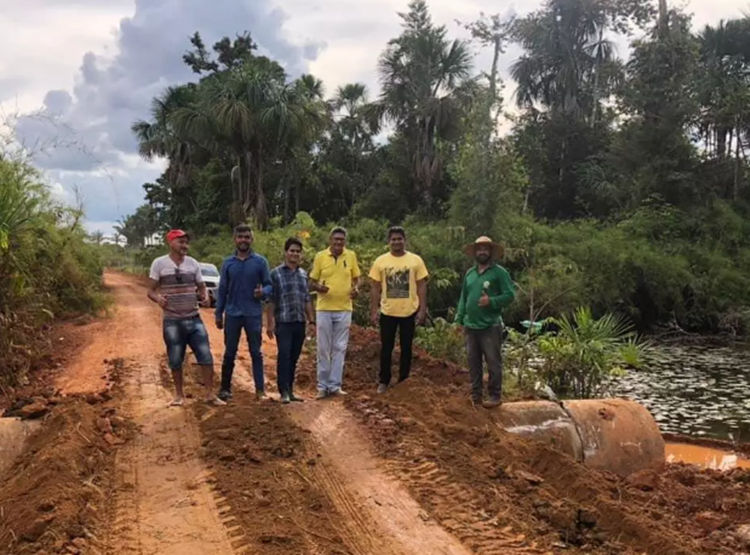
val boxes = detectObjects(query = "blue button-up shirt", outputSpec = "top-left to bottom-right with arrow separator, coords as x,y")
269,264 -> 311,324
215,252 -> 273,320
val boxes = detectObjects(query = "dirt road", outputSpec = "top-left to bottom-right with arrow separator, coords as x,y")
54,272 -> 489,555
3,271 -> 750,555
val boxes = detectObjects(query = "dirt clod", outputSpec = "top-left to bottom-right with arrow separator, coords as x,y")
695,511 -> 727,535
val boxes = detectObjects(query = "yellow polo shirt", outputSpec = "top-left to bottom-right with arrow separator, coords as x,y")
310,248 -> 361,312
369,251 -> 429,317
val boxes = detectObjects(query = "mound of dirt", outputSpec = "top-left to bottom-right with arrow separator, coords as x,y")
0,396 -> 133,555
336,326 -> 750,555
194,391 -> 352,554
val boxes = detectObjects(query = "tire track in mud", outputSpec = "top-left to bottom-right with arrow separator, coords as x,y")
58,273 -> 247,555
289,402 -> 475,555
105,356 -> 242,555
380,445 -> 547,554
201,315 -> 476,554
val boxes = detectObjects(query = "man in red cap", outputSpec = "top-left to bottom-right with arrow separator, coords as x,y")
147,229 -> 225,407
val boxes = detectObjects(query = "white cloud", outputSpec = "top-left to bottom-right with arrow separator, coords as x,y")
1,0 -> 748,235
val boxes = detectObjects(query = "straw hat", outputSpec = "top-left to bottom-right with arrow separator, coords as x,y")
463,236 -> 504,259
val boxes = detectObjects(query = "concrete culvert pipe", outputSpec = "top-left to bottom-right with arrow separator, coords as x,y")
563,399 -> 665,476
497,399 -> 665,476
496,401 -> 584,462
0,417 -> 41,475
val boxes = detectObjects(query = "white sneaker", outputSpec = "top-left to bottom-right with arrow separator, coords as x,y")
377,384 -> 388,394
331,389 -> 348,396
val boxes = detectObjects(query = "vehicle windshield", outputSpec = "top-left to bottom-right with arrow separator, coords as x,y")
200,265 -> 219,277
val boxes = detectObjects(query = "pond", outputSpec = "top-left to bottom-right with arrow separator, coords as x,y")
611,343 -> 750,442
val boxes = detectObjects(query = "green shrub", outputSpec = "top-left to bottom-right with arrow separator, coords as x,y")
0,158 -> 106,385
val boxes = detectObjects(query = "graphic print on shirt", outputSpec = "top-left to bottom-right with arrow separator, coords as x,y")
385,267 -> 410,299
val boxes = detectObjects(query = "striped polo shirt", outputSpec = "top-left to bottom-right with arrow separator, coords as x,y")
149,255 -> 203,320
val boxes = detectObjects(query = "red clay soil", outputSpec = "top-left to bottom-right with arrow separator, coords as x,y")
0,316 -> 96,413
330,326 -> 750,555
0,382 -> 133,555
193,389 -> 355,554
3,272 -> 750,555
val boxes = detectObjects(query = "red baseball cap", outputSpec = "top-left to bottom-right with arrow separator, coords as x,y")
165,229 -> 188,243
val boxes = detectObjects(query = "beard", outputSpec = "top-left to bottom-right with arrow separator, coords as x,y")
475,254 -> 490,264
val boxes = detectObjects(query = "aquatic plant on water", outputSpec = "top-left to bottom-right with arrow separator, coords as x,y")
537,307 -> 651,399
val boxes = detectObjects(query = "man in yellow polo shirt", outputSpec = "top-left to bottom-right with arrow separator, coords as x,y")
310,227 -> 361,399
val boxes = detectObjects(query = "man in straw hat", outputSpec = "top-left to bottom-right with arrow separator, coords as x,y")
455,236 -> 515,408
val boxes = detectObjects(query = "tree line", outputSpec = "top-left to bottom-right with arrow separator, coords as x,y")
119,0 -> 750,334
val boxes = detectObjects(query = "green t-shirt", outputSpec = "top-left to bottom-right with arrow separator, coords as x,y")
455,264 -> 515,330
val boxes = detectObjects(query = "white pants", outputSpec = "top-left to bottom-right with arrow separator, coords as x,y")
316,311 -> 352,392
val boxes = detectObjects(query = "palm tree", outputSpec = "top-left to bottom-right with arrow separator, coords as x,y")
332,83 -> 374,153
172,60 -> 327,228
131,85 -> 197,189
373,0 -> 473,207
89,230 -> 104,245
510,0 -> 619,122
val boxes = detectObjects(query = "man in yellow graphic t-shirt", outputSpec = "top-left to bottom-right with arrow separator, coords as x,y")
310,227 -> 361,399
369,226 -> 428,394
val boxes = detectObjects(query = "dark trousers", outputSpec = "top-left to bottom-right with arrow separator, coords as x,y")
379,313 -> 416,385
221,315 -> 264,393
276,322 -> 306,396
465,325 -> 503,400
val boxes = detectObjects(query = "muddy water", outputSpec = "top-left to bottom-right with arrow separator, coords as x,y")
666,442 -> 750,470
611,343 -> 750,441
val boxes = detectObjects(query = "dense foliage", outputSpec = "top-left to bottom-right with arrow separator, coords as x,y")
121,0 -> 750,336
0,155 -> 105,386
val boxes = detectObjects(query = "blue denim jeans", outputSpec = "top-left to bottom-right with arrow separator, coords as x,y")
221,315 -> 264,393
163,317 -> 213,371
275,322 -> 306,396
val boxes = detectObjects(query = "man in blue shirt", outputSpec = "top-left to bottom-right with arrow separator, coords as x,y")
215,224 -> 272,401
266,237 -> 315,404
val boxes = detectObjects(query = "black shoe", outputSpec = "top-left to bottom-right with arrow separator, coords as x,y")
289,394 -> 305,403
483,397 -> 502,409
281,393 -> 291,404
218,390 -> 232,402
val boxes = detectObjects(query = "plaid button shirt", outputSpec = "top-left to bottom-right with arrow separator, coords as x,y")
269,264 -> 311,324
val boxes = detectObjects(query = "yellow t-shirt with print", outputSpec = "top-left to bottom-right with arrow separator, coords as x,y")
369,251 -> 429,317
310,248 -> 361,311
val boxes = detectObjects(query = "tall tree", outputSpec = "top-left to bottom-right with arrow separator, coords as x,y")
373,0 -> 473,209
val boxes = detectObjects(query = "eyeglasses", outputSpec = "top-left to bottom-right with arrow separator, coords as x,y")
174,267 -> 182,283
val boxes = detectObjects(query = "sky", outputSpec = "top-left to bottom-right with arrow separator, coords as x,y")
0,0 -> 746,236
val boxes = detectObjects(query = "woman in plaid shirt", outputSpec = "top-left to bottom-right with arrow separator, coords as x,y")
266,238 -> 315,403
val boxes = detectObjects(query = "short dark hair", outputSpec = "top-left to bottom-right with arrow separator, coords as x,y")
234,224 -> 252,236
387,226 -> 406,240
330,226 -> 347,237
285,237 -> 303,251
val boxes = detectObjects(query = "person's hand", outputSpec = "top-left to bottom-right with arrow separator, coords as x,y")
479,291 -> 490,308
198,295 -> 210,308
454,323 -> 464,334
318,283 -> 330,294
370,310 -> 379,327
157,295 -> 169,309
416,310 -> 427,326
266,326 -> 275,340
215,317 -> 224,330
254,284 -> 263,299
349,287 -> 359,300
307,321 -> 316,336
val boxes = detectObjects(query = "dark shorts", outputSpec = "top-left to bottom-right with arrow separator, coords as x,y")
163,316 -> 213,370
